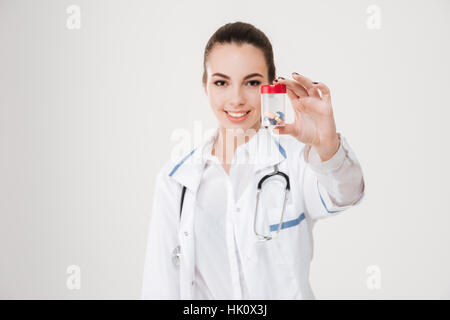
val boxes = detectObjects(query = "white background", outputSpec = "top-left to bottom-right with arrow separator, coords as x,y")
1,0 -> 449,299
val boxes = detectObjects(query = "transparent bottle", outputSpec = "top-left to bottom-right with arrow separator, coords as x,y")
260,84 -> 286,128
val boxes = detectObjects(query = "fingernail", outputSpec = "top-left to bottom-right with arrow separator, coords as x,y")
292,72 -> 299,75
274,79 -> 278,82
312,82 -> 318,84
278,76 -> 285,80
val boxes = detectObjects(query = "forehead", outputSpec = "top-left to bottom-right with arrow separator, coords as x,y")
207,43 -> 267,76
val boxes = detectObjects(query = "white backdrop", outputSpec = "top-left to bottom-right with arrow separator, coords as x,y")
1,0 -> 449,299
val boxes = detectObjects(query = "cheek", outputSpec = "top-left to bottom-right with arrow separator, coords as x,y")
207,87 -> 262,112
253,93 -> 261,108
208,89 -> 226,110
247,90 -> 261,110
208,95 -> 223,113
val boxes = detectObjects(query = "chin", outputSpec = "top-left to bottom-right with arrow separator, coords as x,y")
222,118 -> 260,132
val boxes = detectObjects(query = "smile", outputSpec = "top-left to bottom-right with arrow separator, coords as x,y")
225,110 -> 251,122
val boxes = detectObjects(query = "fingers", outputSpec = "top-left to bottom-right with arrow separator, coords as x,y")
297,96 -> 317,113
284,86 -> 312,114
286,87 -> 299,101
292,72 -> 314,90
314,82 -> 331,100
275,73 -> 331,101
286,87 -> 306,113
273,123 -> 296,136
274,77 -> 308,98
293,72 -> 327,99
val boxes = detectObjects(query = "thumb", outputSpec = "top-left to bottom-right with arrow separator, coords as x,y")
273,123 -> 296,136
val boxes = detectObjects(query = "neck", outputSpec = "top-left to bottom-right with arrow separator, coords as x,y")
212,122 -> 261,164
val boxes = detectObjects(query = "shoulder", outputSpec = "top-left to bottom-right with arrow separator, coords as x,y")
155,147 -> 198,186
156,147 -> 195,176
152,160 -> 183,202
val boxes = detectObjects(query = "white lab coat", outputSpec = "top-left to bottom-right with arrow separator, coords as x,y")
142,127 -> 365,299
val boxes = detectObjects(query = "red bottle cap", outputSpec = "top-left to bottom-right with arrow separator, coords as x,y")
260,84 -> 286,94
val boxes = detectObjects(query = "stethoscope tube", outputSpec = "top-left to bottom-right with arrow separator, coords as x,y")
257,169 -> 290,191
253,164 -> 290,242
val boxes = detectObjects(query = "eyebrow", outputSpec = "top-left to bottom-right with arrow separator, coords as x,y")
211,72 -> 263,80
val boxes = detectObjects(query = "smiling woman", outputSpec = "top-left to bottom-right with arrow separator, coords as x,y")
201,23 -> 277,171
142,21 -> 366,300
204,45 -> 268,132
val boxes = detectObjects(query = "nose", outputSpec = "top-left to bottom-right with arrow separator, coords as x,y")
227,84 -> 246,108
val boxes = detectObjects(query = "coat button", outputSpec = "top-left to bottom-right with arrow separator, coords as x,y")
184,231 -> 189,237
236,207 -> 240,213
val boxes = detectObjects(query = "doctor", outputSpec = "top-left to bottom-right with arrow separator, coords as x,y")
142,21 -> 365,300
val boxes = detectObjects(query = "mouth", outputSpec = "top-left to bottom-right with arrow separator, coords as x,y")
224,110 -> 251,122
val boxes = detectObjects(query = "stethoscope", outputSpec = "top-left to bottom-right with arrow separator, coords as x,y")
172,130 -> 291,266
253,163 -> 290,242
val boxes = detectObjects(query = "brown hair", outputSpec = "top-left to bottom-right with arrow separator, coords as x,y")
202,21 -> 276,86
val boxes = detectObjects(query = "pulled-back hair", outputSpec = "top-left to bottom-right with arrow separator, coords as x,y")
202,21 -> 276,85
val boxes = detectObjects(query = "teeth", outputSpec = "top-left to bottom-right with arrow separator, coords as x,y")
227,111 -> 248,118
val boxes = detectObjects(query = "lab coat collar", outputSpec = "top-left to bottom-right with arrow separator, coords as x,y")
248,127 -> 287,172
168,126 -> 287,192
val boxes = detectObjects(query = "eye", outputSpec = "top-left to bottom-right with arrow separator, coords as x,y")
247,80 -> 261,86
214,80 -> 226,86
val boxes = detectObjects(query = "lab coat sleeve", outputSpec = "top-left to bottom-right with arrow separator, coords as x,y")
302,132 -> 365,220
141,166 -> 181,299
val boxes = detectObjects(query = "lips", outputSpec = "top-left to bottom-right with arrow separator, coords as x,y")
226,110 -> 250,116
225,110 -> 251,122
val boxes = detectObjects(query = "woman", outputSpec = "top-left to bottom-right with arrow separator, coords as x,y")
142,21 -> 365,300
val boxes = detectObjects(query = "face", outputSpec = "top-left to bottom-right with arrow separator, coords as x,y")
203,43 -> 270,134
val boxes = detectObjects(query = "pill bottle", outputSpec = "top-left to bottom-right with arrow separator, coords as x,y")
260,84 -> 286,128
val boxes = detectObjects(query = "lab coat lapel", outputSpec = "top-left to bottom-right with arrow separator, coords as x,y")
166,129 -> 218,299
248,127 -> 287,173
167,129 -> 218,193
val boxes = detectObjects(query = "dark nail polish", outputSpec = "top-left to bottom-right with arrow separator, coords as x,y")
292,72 -> 299,75
312,82 -> 318,84
278,76 -> 285,80
274,79 -> 278,82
